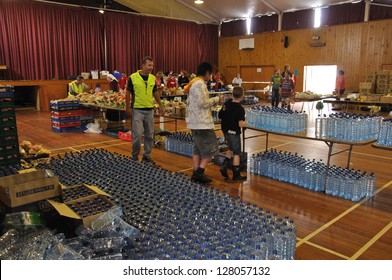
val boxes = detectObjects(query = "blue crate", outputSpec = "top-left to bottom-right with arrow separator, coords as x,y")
0,87 -> 14,98
51,116 -> 81,123
51,126 -> 83,133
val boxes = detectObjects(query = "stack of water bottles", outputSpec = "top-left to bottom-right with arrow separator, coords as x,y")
325,166 -> 375,201
249,149 -> 375,201
376,119 -> 392,147
36,149 -> 297,260
165,132 -> 194,157
315,113 -> 382,141
246,105 -> 308,133
0,207 -> 140,260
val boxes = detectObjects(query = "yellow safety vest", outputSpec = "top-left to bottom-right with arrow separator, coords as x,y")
130,71 -> 156,109
68,80 -> 85,96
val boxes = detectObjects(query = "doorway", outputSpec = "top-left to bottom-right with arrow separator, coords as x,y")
303,65 -> 337,95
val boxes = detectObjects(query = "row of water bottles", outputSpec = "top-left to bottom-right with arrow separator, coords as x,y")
249,150 -> 325,192
246,105 -> 308,133
377,119 -> 392,147
249,149 -> 376,201
315,113 -> 382,141
165,132 -> 194,157
325,166 -> 375,201
37,149 -> 297,260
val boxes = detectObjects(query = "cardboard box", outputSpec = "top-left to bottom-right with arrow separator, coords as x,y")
48,184 -> 115,228
377,88 -> 390,95
0,170 -> 61,209
377,74 -> 391,80
366,95 -> 381,101
359,82 -> 374,90
377,78 -> 391,85
380,96 -> 392,103
60,183 -> 108,202
358,94 -> 367,101
376,70 -> 390,75
377,83 -> 392,89
359,88 -> 374,94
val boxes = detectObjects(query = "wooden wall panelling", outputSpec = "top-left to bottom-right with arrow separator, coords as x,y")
225,66 -> 237,85
218,19 -> 392,92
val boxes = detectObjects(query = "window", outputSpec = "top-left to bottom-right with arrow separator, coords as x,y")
314,7 -> 321,28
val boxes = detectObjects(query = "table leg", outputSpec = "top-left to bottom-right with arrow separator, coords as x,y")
324,142 -> 333,192
265,132 -> 269,151
346,144 -> 353,169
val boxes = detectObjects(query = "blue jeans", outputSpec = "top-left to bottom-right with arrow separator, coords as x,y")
132,109 -> 154,158
271,88 -> 280,108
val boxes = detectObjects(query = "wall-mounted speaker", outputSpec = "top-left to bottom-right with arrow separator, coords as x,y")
284,36 -> 289,48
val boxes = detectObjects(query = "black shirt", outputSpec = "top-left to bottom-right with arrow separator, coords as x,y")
127,72 -> 157,109
218,99 -> 245,135
109,80 -> 119,92
178,75 -> 189,88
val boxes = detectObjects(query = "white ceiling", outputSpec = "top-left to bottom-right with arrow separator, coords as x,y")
115,0 -> 363,23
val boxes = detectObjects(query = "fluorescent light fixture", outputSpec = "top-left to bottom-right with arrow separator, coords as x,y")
314,7 -> 321,28
352,0 -> 362,3
99,9 -> 104,14
194,0 -> 204,4
246,15 -> 251,35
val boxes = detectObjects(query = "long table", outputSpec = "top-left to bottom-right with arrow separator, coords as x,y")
242,126 -> 376,191
323,99 -> 392,113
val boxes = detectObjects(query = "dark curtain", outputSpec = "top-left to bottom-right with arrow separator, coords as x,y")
251,14 -> 278,34
370,1 -> 392,20
220,20 -> 247,37
0,0 -> 104,80
0,0 -> 218,80
282,9 -> 314,30
104,13 -> 218,75
321,2 -> 365,26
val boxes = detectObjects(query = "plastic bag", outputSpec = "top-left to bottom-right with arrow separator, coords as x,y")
84,123 -> 102,134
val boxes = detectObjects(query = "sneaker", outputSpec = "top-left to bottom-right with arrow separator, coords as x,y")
191,171 -> 213,184
233,174 -> 247,181
220,166 -> 229,178
142,157 -> 156,165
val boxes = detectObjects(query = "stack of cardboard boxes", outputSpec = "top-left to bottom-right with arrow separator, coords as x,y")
359,71 -> 392,103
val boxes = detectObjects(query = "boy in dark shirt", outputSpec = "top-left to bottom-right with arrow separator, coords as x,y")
218,86 -> 247,181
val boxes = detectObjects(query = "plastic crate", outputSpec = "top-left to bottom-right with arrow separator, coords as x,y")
51,121 -> 81,128
0,99 -> 14,108
0,117 -> 16,128
51,126 -> 83,133
50,100 -> 80,110
0,143 -> 19,154
0,126 -> 18,137
0,107 -> 16,117
0,134 -> 18,143
51,110 -> 82,118
50,105 -> 80,111
0,157 -> 20,166
118,131 -> 132,141
0,89 -> 14,98
50,116 -> 81,123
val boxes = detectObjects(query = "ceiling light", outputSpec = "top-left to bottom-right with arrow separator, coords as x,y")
352,0 -> 361,3
99,9 -> 104,14
194,0 -> 204,4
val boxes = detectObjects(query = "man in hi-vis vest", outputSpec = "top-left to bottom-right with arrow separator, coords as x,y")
68,75 -> 90,96
126,56 -> 164,164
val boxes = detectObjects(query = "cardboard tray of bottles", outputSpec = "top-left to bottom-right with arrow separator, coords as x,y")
48,183 -> 115,228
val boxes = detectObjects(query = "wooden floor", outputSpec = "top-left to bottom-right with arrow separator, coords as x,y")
14,103 -> 392,260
